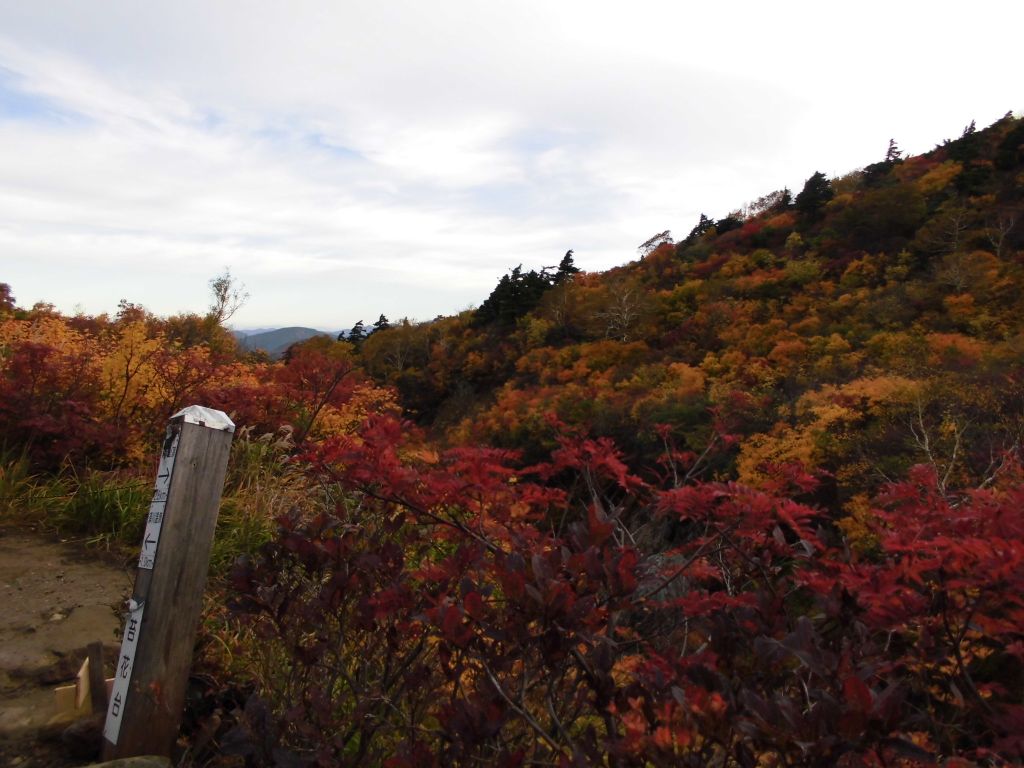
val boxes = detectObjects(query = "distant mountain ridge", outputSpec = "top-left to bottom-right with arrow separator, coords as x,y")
233,326 -> 335,358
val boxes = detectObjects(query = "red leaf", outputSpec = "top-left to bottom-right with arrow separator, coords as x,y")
843,674 -> 873,714
464,591 -> 484,619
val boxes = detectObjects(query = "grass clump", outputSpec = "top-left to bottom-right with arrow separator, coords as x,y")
0,449 -> 71,526
53,468 -> 150,546
211,427 -> 306,574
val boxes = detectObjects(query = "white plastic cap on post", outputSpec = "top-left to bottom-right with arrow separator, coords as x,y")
170,405 -> 236,433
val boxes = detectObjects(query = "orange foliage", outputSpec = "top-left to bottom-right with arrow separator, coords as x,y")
925,333 -> 987,368
763,211 -> 796,230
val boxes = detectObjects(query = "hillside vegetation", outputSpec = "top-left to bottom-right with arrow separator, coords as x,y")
1,114 -> 1023,766
358,114 -> 1024,508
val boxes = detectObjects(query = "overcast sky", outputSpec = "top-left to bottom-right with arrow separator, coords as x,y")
0,1 -> 1020,329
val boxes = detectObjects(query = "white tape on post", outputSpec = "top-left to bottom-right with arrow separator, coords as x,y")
138,427 -> 180,571
102,600 -> 145,744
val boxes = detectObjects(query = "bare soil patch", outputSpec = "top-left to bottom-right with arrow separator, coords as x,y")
0,530 -> 133,767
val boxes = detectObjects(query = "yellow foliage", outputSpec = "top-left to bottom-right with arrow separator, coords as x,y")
801,399 -> 855,430
915,160 -> 962,195
840,255 -> 882,289
524,317 -> 552,348
627,363 -> 705,422
740,376 -> 922,485
216,361 -> 276,389
826,191 -> 854,211
823,333 -> 852,356
864,331 -> 923,370
700,350 -> 733,379
719,318 -> 788,356
666,363 -> 705,397
310,384 -> 399,439
891,154 -> 935,183
834,287 -> 870,311
717,253 -> 751,279
736,426 -> 816,486
794,376 -> 920,428
837,494 -> 880,554
937,250 -> 1004,296
98,321 -> 163,420
0,317 -> 105,393
0,316 -> 96,358
835,376 -> 921,413
790,315 -> 821,336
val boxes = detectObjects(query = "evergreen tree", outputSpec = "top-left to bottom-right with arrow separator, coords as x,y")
794,171 -> 833,220
947,119 -> 983,162
865,140 -> 904,186
885,138 -> 902,164
683,214 -> 714,245
344,320 -> 366,346
714,215 -> 742,235
777,188 -> 793,211
474,264 -> 556,327
995,119 -> 1024,170
372,314 -> 391,333
554,250 -> 580,284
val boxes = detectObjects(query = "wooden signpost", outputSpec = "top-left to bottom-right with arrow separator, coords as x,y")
102,405 -> 235,760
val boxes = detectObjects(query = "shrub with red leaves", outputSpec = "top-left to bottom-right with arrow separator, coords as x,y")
226,415 -> 1024,766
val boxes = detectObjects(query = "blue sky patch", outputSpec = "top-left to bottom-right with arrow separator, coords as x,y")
0,70 -> 68,122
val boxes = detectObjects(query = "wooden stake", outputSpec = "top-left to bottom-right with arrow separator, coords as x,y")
102,406 -> 234,760
87,641 -> 107,713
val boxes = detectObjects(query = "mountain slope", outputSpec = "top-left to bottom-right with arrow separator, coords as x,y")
356,114 -> 1024,506
236,327 -> 332,359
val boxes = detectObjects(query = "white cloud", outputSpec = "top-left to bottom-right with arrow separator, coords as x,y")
0,0 -> 1020,327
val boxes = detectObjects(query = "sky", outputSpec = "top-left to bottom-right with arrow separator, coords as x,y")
0,1 -> 1020,330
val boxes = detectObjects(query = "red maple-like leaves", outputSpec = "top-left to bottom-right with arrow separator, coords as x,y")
227,414 -> 1024,766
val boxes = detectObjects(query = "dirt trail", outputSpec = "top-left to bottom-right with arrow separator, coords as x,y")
0,530 -> 133,767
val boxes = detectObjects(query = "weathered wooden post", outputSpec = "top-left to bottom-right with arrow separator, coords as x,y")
102,405 -> 235,760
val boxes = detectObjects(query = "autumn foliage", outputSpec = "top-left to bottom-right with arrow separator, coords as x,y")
3,115 -> 1024,765
0,308 -> 394,471
355,115 -> 1024,509
223,415 -> 1024,766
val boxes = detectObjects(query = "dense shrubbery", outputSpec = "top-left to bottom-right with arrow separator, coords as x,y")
220,414 -> 1024,766
0,303 -> 394,552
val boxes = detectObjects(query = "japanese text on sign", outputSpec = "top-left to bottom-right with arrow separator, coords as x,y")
102,600 -> 145,745
138,426 -> 179,571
